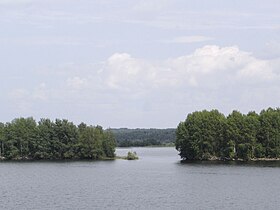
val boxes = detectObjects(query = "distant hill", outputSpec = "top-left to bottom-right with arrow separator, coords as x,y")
108,128 -> 176,147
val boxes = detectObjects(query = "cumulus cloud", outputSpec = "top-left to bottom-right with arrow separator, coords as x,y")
11,45 -> 280,106
8,45 -> 280,127
93,45 -> 280,122
100,45 -> 279,92
103,53 -> 157,90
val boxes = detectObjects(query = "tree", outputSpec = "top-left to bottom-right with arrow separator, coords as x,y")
35,119 -> 54,159
53,119 -> 78,159
102,131 -> 116,158
258,108 -> 280,158
224,111 -> 259,160
77,126 -> 104,159
175,110 -> 225,160
0,118 -> 116,160
111,128 -> 176,147
176,108 -> 280,161
2,118 -> 37,159
0,123 -> 4,157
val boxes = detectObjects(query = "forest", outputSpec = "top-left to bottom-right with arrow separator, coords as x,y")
0,118 -> 116,160
176,108 -> 280,161
109,128 -> 175,147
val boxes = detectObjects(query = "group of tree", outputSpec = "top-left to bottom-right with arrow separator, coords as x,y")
108,128 -> 175,147
0,118 -> 116,160
176,108 -> 280,161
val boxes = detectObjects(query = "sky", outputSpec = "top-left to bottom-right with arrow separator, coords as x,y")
0,0 -> 280,128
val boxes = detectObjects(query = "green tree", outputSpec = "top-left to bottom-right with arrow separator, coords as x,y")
0,118 -> 117,160
36,119 -> 55,159
77,125 -> 104,159
102,131 -> 116,158
2,118 -> 37,159
53,119 -> 78,159
258,108 -> 280,158
175,110 -> 225,160
224,111 -> 257,160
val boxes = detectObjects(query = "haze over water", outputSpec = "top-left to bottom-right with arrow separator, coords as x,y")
1,147 -> 280,210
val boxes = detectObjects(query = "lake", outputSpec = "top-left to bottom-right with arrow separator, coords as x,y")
1,147 -> 280,210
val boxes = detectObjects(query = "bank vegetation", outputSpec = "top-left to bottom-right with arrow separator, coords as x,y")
176,108 -> 280,161
0,118 -> 116,160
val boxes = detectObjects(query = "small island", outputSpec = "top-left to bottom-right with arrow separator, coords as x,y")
175,108 -> 280,161
125,151 -> 139,160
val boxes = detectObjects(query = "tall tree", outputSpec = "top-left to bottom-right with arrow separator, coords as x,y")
258,108 -> 280,158
175,110 -> 225,160
102,130 -> 116,158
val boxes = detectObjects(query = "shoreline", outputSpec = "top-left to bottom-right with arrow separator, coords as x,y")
0,156 -> 118,162
117,144 -> 175,148
0,155 -> 138,162
181,157 -> 280,163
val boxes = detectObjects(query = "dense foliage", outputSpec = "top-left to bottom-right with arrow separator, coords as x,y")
109,128 -> 175,147
176,108 -> 280,161
0,118 -> 116,160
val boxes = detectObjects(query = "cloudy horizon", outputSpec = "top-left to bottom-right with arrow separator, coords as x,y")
1,0 -> 280,128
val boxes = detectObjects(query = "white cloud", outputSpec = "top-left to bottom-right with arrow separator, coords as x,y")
100,45 -> 279,92
103,53 -> 157,90
23,45 -> 280,107
7,45 -> 280,127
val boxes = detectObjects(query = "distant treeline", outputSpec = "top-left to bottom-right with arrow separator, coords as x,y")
0,118 -> 116,160
176,108 -> 280,161
109,128 -> 176,147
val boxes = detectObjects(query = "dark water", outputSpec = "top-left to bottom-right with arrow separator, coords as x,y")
1,147 -> 280,210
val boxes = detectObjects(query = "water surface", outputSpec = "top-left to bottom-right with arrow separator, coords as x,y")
1,147 -> 279,210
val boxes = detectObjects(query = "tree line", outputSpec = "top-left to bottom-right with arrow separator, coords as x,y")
0,118 -> 116,160
109,128 -> 175,147
176,108 -> 280,161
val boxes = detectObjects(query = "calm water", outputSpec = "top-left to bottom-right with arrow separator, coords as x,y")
1,147 -> 280,210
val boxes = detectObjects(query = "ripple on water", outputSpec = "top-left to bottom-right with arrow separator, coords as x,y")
1,147 -> 280,210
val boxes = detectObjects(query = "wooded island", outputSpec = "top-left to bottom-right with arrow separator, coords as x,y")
0,118 -> 116,160
176,108 -> 280,161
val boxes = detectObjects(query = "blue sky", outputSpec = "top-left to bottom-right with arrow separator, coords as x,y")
0,0 -> 280,128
